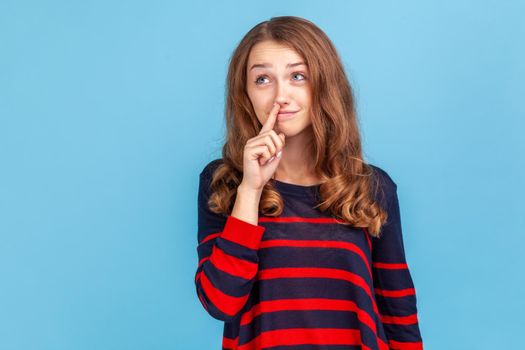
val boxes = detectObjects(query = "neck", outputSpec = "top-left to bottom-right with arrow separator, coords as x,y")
273,127 -> 320,184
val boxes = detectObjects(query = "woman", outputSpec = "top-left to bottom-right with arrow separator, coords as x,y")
195,16 -> 423,350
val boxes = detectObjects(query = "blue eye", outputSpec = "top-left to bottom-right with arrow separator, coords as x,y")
292,72 -> 307,81
254,72 -> 307,85
254,76 -> 269,85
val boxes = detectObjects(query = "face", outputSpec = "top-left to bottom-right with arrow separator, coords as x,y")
245,40 -> 313,136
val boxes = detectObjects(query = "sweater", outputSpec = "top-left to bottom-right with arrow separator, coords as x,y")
195,158 -> 423,350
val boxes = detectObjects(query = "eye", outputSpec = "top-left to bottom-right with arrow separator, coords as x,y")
253,72 -> 308,86
292,72 -> 307,81
254,75 -> 269,85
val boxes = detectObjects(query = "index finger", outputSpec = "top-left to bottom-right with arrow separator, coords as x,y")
259,102 -> 280,134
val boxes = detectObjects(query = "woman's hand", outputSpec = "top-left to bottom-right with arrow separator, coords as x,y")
240,102 -> 286,191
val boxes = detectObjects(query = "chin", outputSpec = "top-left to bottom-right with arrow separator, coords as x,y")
277,123 -> 311,137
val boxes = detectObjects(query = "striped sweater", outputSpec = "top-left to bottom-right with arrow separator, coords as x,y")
195,158 -> 423,350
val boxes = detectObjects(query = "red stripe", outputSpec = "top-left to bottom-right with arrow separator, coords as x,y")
220,215 -> 265,249
199,231 -> 220,245
199,269 -> 249,317
380,313 -> 419,325
257,267 -> 380,316
237,328 -> 363,349
239,298 -> 389,349
240,298 -> 377,330
222,336 -> 237,349
197,292 -> 208,312
197,256 -> 208,268
223,329 -> 388,350
373,261 -> 408,269
388,339 -> 424,350
195,269 -> 201,284
209,245 -> 258,280
258,217 -> 373,259
194,259 -> 212,285
259,239 -> 372,278
258,216 -> 343,224
374,287 -> 415,297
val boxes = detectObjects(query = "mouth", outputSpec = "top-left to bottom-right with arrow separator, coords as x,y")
277,110 -> 298,121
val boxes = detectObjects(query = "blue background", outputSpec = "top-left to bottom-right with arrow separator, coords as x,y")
1,1 -> 523,349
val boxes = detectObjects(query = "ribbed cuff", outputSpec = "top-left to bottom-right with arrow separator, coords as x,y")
220,215 -> 265,250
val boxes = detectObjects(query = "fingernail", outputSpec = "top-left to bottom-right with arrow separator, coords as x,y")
277,151 -> 282,157
268,156 -> 275,163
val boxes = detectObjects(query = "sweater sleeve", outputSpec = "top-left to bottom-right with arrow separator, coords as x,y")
371,181 -> 424,349
194,162 -> 266,322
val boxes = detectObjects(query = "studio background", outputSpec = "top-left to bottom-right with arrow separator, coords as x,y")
1,1 -> 523,349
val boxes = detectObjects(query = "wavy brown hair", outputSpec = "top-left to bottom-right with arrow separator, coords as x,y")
207,16 -> 389,238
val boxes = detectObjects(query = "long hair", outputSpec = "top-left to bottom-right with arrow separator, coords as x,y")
207,16 -> 389,238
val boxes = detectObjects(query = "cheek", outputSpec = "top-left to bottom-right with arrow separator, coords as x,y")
302,89 -> 313,104
247,93 -> 266,121
249,92 -> 269,110
255,101 -> 274,118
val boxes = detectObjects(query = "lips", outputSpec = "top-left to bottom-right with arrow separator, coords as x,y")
277,110 -> 298,121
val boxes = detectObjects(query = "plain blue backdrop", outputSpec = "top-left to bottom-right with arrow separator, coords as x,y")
1,1 -> 523,349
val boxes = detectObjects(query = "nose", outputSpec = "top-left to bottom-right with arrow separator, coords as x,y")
274,79 -> 291,105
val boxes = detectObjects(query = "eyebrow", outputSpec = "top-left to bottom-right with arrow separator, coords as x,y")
249,61 -> 307,71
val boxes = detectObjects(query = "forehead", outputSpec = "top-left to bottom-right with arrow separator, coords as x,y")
247,41 -> 305,70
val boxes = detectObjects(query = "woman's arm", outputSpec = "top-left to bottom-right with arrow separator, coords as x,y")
194,161 -> 265,322
371,179 -> 424,349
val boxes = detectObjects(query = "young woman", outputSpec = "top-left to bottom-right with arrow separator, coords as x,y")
195,16 -> 423,350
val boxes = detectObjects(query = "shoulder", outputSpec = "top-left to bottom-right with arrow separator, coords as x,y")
199,158 -> 224,180
367,163 -> 397,189
366,163 -> 398,209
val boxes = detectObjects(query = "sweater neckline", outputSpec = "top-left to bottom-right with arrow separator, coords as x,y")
272,178 -> 321,198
